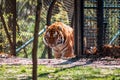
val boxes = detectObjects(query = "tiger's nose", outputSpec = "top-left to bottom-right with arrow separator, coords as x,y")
51,44 -> 54,47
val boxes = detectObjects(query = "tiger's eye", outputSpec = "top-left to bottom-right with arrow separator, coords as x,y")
46,32 -> 50,37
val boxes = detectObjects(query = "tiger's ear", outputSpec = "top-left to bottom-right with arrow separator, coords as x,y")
45,25 -> 49,29
58,26 -> 62,31
45,25 -> 48,29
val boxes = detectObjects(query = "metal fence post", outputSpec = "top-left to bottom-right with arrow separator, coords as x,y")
74,0 -> 84,58
97,0 -> 104,52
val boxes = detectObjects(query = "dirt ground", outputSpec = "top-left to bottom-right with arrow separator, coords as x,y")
0,57 -> 120,69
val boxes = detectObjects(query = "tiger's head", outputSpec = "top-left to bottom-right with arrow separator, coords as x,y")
43,22 -> 66,48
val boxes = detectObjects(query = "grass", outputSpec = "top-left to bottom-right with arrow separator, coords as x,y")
0,64 -> 120,80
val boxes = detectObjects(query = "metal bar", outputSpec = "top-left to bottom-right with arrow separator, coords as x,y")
74,0 -> 79,58
97,0 -> 104,51
74,0 -> 84,58
109,30 -> 120,45
79,0 -> 84,56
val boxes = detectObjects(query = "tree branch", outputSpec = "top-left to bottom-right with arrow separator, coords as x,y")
0,8 -> 13,49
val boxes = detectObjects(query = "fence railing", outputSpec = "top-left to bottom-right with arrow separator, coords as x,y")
109,29 -> 120,45
16,27 -> 46,53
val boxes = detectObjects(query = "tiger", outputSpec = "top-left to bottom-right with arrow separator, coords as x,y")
43,22 -> 75,59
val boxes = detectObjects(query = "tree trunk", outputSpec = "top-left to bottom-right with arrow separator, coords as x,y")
4,0 -> 16,56
12,0 -> 17,56
32,0 -> 42,80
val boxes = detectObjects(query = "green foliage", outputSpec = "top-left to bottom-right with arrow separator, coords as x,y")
107,9 -> 119,44
37,66 -> 120,80
0,65 -> 120,80
0,65 -> 32,79
51,2 -> 69,25
0,65 -> 6,75
20,66 -> 27,73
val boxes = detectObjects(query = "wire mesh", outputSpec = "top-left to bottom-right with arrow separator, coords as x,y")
84,0 -> 120,49
84,0 -> 97,48
103,0 -> 120,45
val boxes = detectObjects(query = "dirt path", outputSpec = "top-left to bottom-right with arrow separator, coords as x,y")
0,57 -> 120,68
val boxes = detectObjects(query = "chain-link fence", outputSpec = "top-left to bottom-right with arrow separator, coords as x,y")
84,0 -> 120,48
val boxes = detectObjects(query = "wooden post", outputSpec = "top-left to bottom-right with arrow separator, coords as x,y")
46,0 -> 57,59
97,0 -> 104,52
74,0 -> 84,58
32,0 -> 42,80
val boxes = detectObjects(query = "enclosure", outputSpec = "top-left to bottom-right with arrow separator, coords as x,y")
0,0 -> 120,58
0,0 -> 120,80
